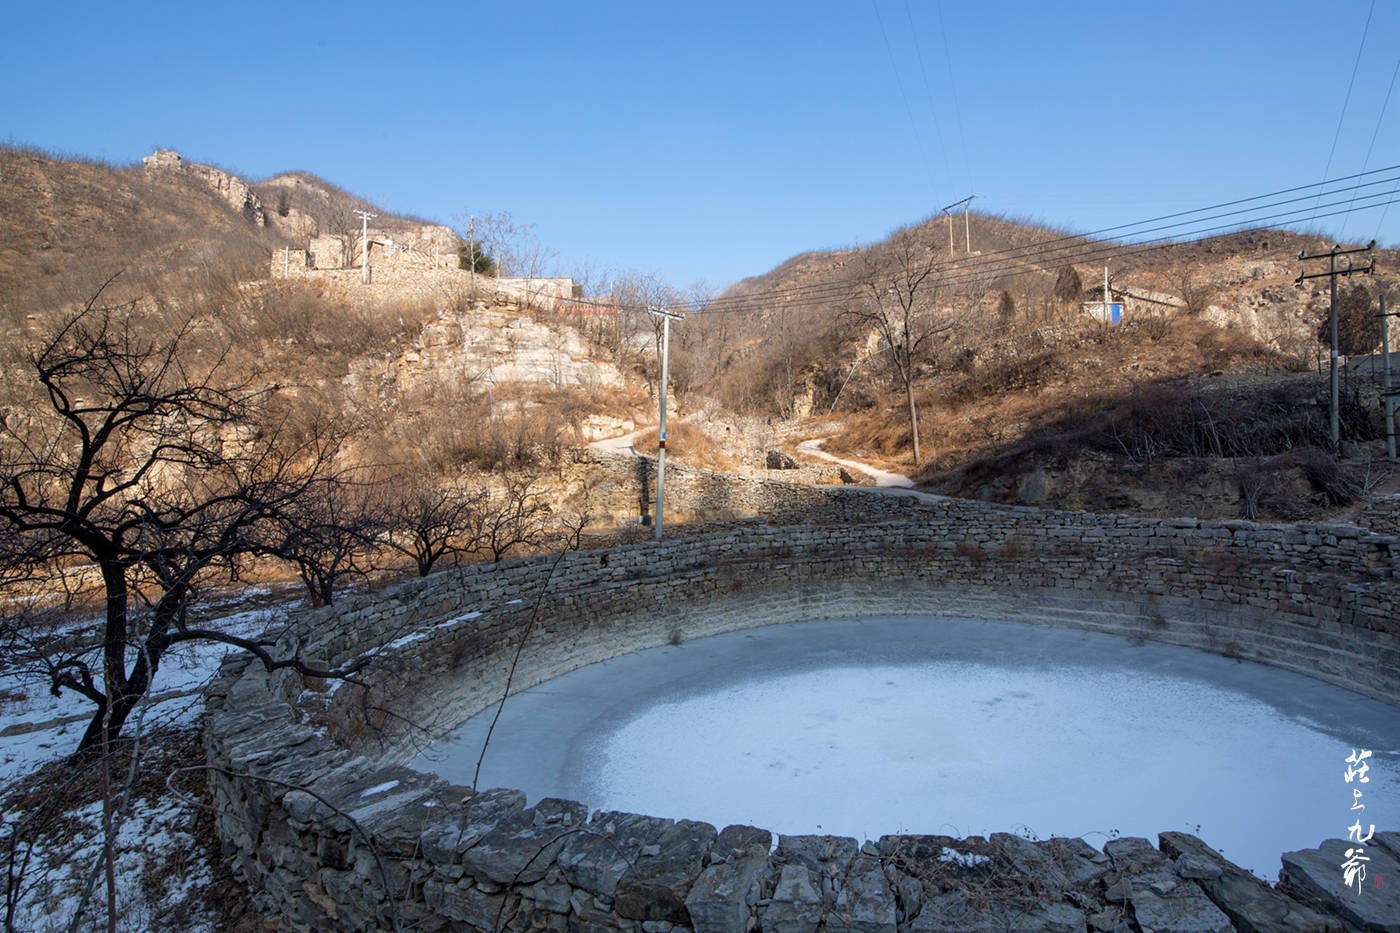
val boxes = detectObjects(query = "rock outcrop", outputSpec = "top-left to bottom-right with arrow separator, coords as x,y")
142,149 -> 266,226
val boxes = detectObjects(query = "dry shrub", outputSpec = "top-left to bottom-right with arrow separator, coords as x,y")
1235,459 -> 1270,520
1291,446 -> 1359,506
631,420 -> 742,472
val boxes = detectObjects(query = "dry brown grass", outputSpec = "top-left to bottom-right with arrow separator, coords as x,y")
0,145 -> 284,324
826,313 -> 1298,475
632,420 -> 744,472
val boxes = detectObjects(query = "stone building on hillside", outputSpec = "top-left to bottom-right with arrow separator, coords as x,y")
1083,283 -> 1186,323
309,235 -> 348,270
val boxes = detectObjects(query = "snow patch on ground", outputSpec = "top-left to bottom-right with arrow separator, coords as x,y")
0,597 -> 292,932
359,780 -> 400,798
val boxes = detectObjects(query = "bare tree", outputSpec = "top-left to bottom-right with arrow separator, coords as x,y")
0,289 -> 367,754
264,471 -> 379,606
467,476 -> 549,563
378,473 -> 488,577
1317,283 -> 1380,356
454,211 -> 557,280
611,271 -> 683,397
1172,267 -> 1218,318
842,226 -> 955,466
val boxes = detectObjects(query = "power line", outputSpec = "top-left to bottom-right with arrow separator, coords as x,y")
713,163 -> 1400,316
696,193 -> 1400,320
934,0 -> 972,194
903,0 -> 950,181
554,174 -> 1400,321
872,0 -> 936,200
687,171 -> 1400,316
1342,53 -> 1399,238
1367,56 -> 1400,242
1311,0 -> 1376,223
1374,176 -> 1400,245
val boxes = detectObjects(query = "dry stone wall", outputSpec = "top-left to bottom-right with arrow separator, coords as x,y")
206,493 -> 1400,932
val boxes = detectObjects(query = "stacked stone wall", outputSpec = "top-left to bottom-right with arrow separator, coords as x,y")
1359,494 -> 1400,536
206,499 -> 1400,932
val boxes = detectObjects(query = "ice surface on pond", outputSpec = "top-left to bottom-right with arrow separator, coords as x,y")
413,616 -> 1400,879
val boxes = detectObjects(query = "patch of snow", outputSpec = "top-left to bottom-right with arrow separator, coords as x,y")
0,594 -> 296,931
938,849 -> 990,868
2,741 -> 216,933
359,780 -> 400,798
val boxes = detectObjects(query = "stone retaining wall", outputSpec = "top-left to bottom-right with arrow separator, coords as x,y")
206,496 -> 1400,932
575,452 -> 896,528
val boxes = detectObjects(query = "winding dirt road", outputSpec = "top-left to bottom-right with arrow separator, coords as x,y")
794,437 -> 914,488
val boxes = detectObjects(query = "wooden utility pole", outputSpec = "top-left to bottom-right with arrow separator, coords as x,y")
1296,241 -> 1374,446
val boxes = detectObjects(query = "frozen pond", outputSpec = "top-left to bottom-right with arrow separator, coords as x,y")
412,615 -> 1400,879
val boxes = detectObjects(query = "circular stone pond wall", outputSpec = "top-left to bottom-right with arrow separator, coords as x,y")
205,496 -> 1400,932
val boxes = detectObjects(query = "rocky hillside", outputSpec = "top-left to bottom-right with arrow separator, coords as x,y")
0,145 -> 651,487
695,212 -> 1398,522
0,146 -> 282,317
0,146 -> 460,322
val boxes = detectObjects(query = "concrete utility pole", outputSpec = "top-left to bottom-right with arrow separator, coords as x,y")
1296,241 -> 1374,447
939,195 -> 976,255
354,209 -> 376,284
647,305 -> 684,541
1383,292 -> 1394,459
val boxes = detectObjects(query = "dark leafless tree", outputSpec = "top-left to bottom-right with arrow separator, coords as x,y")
467,476 -> 549,563
0,288 -> 369,754
842,226 -> 956,466
378,474 -> 489,577
263,471 -> 379,606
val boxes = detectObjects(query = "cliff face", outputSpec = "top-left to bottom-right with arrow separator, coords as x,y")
142,149 -> 267,226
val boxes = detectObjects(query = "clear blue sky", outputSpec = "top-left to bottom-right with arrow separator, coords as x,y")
5,1 -> 1398,291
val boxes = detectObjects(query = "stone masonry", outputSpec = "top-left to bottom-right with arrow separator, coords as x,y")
206,489 -> 1400,932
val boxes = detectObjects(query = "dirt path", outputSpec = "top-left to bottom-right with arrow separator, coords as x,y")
795,437 -> 915,488
590,425 -> 649,456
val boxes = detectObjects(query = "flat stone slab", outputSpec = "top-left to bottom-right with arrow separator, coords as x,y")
1104,836 -> 1233,933
459,797 -> 587,885
1159,831 -> 1339,933
558,811 -> 674,900
777,834 -> 860,875
615,819 -> 718,922
686,825 -> 774,933
762,863 -> 825,933
420,787 -> 527,866
1280,838 -> 1400,932
826,857 -> 897,933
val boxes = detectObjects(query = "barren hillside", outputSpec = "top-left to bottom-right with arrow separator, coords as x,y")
690,212 -> 1398,521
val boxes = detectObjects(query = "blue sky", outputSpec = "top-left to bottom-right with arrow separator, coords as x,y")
5,1 -> 1398,291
